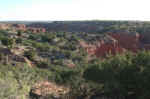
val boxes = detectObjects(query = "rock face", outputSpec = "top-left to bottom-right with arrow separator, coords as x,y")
108,33 -> 140,52
27,27 -> 46,33
12,24 -> 26,31
0,24 -> 11,30
95,40 -> 124,57
80,32 -> 150,58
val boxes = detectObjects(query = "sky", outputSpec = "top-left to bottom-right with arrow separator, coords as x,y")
0,0 -> 150,21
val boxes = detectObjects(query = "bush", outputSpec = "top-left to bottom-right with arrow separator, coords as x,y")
36,61 -> 50,69
82,51 -> 150,98
16,38 -> 22,44
17,31 -> 22,36
32,42 -> 50,52
0,64 -> 40,99
24,50 -> 36,61
1,37 -> 14,48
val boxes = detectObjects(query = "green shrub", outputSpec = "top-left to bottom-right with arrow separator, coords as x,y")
1,37 -> 14,48
16,38 -> 22,44
82,51 -> 150,98
24,50 -> 36,60
37,61 -> 50,69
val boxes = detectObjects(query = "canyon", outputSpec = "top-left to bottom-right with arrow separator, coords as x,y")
80,32 -> 150,57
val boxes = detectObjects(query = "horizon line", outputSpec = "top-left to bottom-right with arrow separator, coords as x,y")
0,19 -> 150,22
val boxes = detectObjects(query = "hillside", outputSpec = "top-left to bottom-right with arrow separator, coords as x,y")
0,21 -> 150,99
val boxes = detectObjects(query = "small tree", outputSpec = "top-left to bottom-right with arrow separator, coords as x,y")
1,37 -> 14,48
24,50 -> 36,61
16,38 -> 22,44
17,30 -> 22,37
1,37 -> 15,64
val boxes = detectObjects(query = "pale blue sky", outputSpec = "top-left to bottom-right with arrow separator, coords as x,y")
0,0 -> 150,21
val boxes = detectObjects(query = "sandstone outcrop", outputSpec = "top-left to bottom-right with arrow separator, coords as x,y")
80,32 -> 150,58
